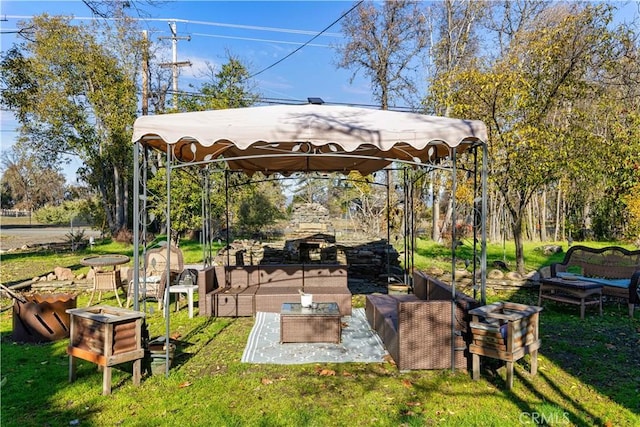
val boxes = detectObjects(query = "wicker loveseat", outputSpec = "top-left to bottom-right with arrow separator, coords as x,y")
198,264 -> 351,317
542,245 -> 640,317
365,271 -> 480,371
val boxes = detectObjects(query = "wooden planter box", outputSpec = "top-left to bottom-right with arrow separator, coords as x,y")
468,302 -> 542,390
66,306 -> 145,395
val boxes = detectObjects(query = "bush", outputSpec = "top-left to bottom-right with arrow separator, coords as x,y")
114,227 -> 133,244
33,200 -> 95,226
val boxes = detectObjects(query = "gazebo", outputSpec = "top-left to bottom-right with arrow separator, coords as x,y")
130,103 -> 489,372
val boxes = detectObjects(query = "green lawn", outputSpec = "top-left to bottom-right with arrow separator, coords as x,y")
1,238 -> 639,426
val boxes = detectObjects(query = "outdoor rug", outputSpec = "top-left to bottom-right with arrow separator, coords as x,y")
241,308 -> 388,364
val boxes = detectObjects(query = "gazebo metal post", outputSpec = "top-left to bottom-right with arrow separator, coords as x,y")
163,145 -> 173,376
225,170 -> 230,267
403,167 -> 410,285
450,148 -> 458,372
201,168 -> 212,267
386,169 -> 391,283
472,148 -> 480,301
133,143 -> 140,311
133,143 -> 151,313
481,143 -> 488,304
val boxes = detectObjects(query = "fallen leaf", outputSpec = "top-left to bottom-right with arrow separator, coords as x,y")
605,343 -> 616,350
402,379 -> 413,388
342,371 -> 354,377
261,378 -> 273,385
319,369 -> 335,376
383,354 -> 396,365
406,401 -> 421,407
170,332 -> 181,340
178,381 -> 192,388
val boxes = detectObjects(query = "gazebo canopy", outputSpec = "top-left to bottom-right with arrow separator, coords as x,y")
130,103 -> 489,374
132,104 -> 487,174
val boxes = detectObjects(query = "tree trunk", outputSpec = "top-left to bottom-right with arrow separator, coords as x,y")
431,176 -> 441,242
540,190 -> 547,241
554,186 -> 562,241
114,165 -> 125,231
511,213 -> 526,274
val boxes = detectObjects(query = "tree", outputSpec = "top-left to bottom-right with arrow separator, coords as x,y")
336,0 -> 428,109
179,55 -> 259,112
291,173 -> 329,205
145,57 -> 262,239
237,188 -> 285,235
0,15 -> 142,234
81,0 -> 157,18
423,0 -> 486,242
0,144 -> 66,211
438,3 -> 621,273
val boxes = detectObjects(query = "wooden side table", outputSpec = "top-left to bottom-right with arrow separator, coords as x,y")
469,302 -> 542,390
538,277 -> 602,320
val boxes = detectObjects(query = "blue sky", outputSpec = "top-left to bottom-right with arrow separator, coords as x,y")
1,1 -> 370,103
1,1 -> 638,182
0,1 -> 374,181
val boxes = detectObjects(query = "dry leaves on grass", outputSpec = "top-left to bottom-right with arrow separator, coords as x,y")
260,376 -> 287,385
178,381 -> 192,388
313,366 -> 336,376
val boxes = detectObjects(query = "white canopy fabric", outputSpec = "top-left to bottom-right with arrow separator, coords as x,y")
132,104 -> 488,175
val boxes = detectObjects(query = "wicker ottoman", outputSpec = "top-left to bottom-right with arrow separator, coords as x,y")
280,302 -> 341,343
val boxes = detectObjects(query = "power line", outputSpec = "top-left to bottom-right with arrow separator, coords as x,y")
5,15 -> 343,38
163,89 -> 416,112
247,0 -> 363,80
191,33 -> 331,48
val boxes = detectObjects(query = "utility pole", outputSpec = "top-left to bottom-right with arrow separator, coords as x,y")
141,30 -> 149,116
159,21 -> 191,110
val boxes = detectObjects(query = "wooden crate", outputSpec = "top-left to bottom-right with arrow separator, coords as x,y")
468,302 -> 542,390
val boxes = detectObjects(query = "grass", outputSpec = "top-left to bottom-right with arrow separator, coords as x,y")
1,238 -> 639,426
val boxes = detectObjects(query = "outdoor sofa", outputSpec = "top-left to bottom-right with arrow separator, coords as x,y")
541,245 -> 640,317
365,270 -> 480,371
198,264 -> 352,317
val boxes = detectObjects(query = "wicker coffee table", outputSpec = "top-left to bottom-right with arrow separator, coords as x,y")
280,302 -> 341,343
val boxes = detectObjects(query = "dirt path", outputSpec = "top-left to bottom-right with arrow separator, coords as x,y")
0,225 -> 102,252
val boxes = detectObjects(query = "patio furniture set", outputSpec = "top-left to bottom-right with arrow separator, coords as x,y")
539,245 -> 640,318
198,264 -> 352,317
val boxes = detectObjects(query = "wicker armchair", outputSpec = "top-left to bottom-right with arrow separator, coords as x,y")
126,244 -> 184,310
